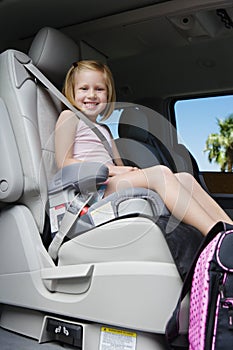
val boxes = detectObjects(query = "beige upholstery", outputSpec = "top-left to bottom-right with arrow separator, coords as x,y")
0,27 -> 80,232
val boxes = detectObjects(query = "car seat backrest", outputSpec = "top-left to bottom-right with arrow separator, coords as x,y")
115,105 -> 201,180
115,106 -> 177,170
118,106 -> 149,142
0,27 -> 80,232
28,27 -> 80,181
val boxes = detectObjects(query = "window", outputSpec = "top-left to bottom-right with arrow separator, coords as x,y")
174,95 -> 233,172
99,109 -> 123,138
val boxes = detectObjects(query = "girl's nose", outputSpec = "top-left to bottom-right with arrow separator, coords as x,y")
88,89 -> 97,99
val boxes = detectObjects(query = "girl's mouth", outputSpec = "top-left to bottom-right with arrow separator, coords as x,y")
84,102 -> 99,109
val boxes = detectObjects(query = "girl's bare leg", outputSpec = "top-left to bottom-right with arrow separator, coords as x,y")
105,165 -> 232,235
175,172 -> 232,224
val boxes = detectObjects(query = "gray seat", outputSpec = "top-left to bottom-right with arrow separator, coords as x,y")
115,106 -> 177,170
0,26 -> 188,349
115,105 -> 202,183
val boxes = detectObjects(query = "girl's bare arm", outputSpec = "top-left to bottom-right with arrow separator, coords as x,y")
55,110 -> 80,168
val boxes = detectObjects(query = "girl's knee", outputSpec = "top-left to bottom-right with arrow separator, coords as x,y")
152,164 -> 173,177
152,164 -> 171,172
175,171 -> 195,184
149,165 -> 174,184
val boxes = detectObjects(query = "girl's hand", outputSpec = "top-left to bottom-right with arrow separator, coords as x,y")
108,164 -> 138,176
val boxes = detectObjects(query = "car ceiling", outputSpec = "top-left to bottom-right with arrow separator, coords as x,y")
0,0 -> 168,51
2,0 -> 231,56
1,0 -> 233,103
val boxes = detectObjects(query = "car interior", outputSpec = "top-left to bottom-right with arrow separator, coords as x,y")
0,0 -> 233,349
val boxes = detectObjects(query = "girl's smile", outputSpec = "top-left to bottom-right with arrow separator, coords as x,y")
74,69 -> 108,121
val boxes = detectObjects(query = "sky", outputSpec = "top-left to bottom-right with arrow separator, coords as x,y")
174,95 -> 233,171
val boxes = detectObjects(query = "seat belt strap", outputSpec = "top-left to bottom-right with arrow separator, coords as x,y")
48,193 -> 93,260
22,60 -> 114,160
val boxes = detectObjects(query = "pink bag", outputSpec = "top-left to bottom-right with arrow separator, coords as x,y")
166,221 -> 233,350
188,233 -> 222,349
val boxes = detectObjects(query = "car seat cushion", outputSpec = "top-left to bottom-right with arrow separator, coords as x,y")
67,187 -> 170,238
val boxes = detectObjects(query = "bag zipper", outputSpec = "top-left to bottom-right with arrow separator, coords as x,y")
219,273 -> 233,330
221,297 -> 233,330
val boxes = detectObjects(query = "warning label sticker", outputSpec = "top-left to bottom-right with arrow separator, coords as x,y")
99,327 -> 137,350
49,203 -> 66,233
90,202 -> 115,226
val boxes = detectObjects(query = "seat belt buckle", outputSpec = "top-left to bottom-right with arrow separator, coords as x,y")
67,193 -> 91,215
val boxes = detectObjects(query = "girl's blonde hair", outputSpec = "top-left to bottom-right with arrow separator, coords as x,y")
63,60 -> 116,120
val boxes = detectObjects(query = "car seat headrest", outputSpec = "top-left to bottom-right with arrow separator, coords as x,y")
118,107 -> 149,142
28,26 -> 80,88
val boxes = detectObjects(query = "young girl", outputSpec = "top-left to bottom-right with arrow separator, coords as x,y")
55,60 -> 233,236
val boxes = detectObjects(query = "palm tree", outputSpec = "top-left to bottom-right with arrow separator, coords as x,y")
204,115 -> 233,172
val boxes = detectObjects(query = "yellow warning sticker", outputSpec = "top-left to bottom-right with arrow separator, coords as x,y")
99,327 -> 137,350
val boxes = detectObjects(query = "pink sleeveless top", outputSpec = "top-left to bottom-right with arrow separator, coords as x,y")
73,119 -> 114,165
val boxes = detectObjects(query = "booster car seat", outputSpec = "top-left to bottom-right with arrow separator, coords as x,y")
0,26 -> 192,349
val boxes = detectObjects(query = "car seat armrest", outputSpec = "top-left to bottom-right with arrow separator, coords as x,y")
48,162 -> 109,194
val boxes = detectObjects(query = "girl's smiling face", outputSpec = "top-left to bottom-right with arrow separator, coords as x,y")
74,69 -> 108,121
